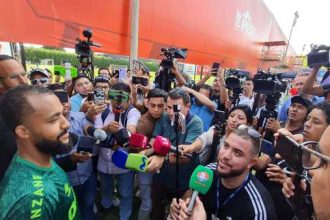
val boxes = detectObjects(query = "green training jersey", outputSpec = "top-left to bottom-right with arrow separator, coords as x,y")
0,154 -> 80,220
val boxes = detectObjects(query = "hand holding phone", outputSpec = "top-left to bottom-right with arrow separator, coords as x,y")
211,62 -> 220,76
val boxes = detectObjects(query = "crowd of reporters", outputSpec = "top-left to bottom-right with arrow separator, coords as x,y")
0,52 -> 330,220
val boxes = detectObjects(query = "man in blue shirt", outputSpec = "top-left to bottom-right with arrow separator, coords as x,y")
150,88 -> 203,219
51,86 -> 97,220
183,84 -> 217,131
70,74 -> 92,112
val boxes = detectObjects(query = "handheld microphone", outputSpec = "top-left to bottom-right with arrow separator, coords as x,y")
112,149 -> 128,169
86,126 -> 107,141
150,136 -> 193,159
114,128 -> 131,146
125,153 -> 148,172
129,133 -> 149,149
187,165 -> 214,214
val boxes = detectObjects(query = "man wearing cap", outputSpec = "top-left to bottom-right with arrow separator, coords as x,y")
0,54 -> 29,182
70,74 -> 92,112
266,95 -> 312,135
278,73 -> 324,122
303,65 -> 330,103
29,68 -> 50,87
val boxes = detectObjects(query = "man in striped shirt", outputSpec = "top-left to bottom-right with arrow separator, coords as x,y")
169,127 -> 277,220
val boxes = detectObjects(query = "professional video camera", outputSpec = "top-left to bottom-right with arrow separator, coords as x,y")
253,70 -> 287,142
154,47 -> 188,91
75,28 -> 101,79
224,68 -> 250,105
307,44 -> 330,68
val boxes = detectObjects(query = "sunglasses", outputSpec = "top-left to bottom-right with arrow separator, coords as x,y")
31,78 -> 49,85
238,124 -> 261,139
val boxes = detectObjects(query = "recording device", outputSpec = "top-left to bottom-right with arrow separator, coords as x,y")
94,89 -> 105,104
76,135 -> 96,154
112,149 -> 148,172
132,76 -> 149,86
253,70 -> 287,95
87,92 -> 94,102
211,62 -> 220,76
154,47 -> 188,91
75,28 -> 100,78
275,135 -> 314,220
112,69 -> 120,78
187,165 -> 214,214
307,44 -> 330,67
224,68 -> 250,105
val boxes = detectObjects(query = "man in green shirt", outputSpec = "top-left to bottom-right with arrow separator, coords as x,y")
0,85 -> 79,220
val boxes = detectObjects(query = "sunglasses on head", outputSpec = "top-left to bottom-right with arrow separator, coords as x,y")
31,78 -> 49,85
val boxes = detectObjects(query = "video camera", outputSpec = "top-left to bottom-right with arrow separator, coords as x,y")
307,44 -> 330,68
154,47 -> 188,91
75,29 -> 101,79
224,68 -> 249,105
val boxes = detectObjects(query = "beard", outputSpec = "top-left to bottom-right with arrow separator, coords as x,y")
218,165 -> 247,179
34,129 -> 69,155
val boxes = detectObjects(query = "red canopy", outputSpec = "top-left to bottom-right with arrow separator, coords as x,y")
0,0 -> 295,72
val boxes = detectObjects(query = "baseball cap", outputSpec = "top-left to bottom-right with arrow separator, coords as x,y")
29,68 -> 49,79
291,95 -> 312,110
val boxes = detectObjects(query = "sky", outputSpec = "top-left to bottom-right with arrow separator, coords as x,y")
263,0 -> 330,55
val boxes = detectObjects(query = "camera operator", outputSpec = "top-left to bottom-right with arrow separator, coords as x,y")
278,73 -> 324,122
225,78 -> 255,110
131,66 -> 152,113
0,55 -> 29,182
182,84 -> 217,132
70,74 -> 93,112
302,65 -> 330,103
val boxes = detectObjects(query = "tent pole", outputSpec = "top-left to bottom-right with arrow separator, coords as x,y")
129,0 -> 139,70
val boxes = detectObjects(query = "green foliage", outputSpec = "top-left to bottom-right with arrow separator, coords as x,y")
25,48 -> 159,71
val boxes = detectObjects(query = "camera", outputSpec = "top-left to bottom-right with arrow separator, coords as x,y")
75,29 -> 101,78
253,70 -> 287,95
154,47 -> 188,91
224,68 -> 249,104
307,44 -> 330,68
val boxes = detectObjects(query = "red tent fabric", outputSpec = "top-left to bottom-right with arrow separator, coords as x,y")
0,0 -> 295,72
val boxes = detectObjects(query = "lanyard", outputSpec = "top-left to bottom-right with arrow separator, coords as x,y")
216,174 -> 249,212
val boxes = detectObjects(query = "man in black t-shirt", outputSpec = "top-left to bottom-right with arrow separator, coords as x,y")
169,127 -> 277,220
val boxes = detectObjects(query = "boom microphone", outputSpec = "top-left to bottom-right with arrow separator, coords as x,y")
187,165 -> 214,214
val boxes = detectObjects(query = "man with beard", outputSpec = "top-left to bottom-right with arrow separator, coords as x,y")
70,74 -> 92,112
169,126 -> 276,220
0,85 -> 79,219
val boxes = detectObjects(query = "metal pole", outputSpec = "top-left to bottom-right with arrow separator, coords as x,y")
129,0 -> 139,70
282,11 -> 299,64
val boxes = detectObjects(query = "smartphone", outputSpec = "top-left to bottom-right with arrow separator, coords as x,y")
87,92 -> 94,102
94,89 -> 105,104
275,135 -> 303,173
112,70 -> 119,78
211,62 -> 220,76
132,76 -> 149,86
76,136 -> 96,153
260,139 -> 275,156
214,110 -> 225,123
119,68 -> 127,80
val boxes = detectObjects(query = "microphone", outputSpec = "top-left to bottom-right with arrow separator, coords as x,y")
125,153 -> 148,172
148,136 -> 193,159
113,128 -> 131,146
112,150 -> 148,172
129,133 -> 149,149
187,165 -> 214,214
112,149 -> 128,169
86,126 -> 107,141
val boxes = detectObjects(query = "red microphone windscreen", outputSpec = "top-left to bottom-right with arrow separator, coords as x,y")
153,136 -> 171,156
129,133 -> 149,149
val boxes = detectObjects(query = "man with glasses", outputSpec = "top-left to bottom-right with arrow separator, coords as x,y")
29,68 -> 50,87
169,126 -> 276,220
0,54 -> 29,182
